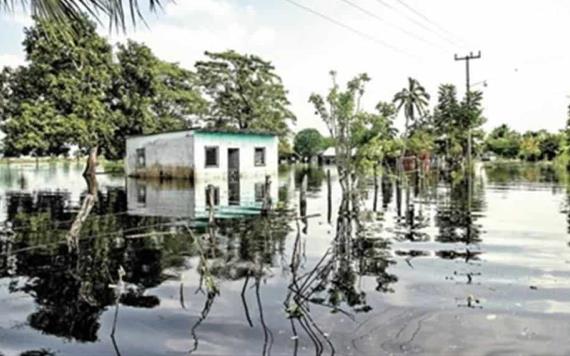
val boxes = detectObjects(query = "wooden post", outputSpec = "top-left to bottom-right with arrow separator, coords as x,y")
261,175 -> 272,215
327,169 -> 332,224
373,164 -> 378,212
300,174 -> 307,234
206,184 -> 215,226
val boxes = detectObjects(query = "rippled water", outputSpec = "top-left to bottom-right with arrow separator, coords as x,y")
1,161 -> 570,355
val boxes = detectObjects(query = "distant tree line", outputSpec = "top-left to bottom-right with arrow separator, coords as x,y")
484,124 -> 563,162
0,16 -> 296,161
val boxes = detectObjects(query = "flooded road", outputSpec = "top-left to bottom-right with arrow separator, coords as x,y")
1,162 -> 570,355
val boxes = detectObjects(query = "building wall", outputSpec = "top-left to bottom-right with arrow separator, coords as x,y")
125,131 -> 194,178
192,131 -> 278,180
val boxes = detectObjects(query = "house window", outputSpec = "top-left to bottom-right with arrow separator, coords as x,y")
255,182 -> 266,202
205,186 -> 220,206
254,147 -> 266,167
205,146 -> 219,168
136,148 -> 145,168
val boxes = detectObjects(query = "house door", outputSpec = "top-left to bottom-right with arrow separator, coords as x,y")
228,148 -> 240,205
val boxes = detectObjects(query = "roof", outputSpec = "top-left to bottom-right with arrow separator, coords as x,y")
126,127 -> 277,139
321,147 -> 336,156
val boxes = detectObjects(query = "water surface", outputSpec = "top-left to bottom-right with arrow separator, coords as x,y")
1,162 -> 570,355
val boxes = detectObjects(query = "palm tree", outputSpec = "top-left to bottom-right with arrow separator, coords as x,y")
393,77 -> 430,174
0,0 -> 162,31
393,77 -> 430,140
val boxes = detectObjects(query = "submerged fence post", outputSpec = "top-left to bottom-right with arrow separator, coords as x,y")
373,164 -> 378,212
327,169 -> 332,224
206,184 -> 215,226
300,174 -> 308,234
261,175 -> 272,215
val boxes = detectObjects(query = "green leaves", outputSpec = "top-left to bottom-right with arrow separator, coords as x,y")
195,50 -> 295,138
294,129 -> 325,159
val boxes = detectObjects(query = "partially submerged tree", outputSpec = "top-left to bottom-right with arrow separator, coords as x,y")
309,71 -> 370,194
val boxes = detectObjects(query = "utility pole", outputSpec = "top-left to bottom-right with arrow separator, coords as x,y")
454,51 -> 481,169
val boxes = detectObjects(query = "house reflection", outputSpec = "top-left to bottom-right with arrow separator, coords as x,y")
127,175 -> 279,220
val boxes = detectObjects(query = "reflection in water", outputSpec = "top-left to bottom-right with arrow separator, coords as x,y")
3,163 -> 570,355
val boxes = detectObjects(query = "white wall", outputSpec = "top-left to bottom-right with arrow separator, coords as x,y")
125,131 -> 194,177
192,131 -> 278,181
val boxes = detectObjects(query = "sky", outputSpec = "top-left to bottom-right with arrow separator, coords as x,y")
1,0 -> 570,134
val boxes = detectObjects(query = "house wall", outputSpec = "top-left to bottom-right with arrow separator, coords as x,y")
192,131 -> 278,181
125,131 -> 194,178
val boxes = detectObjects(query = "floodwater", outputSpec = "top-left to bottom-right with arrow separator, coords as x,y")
1,162 -> 570,355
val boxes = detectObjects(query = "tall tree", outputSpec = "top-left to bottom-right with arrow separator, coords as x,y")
109,41 -> 207,159
195,50 -> 296,140
309,71 -> 370,195
393,77 -> 430,141
1,16 -> 116,168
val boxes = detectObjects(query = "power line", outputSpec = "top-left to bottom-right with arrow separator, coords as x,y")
372,0 -> 457,48
338,0 -> 445,51
392,0 -> 465,46
282,0 -> 417,59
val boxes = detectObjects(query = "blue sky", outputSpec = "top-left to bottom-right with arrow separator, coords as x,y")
2,0 -> 570,134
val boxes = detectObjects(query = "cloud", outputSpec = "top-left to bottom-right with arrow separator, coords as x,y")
0,54 -> 25,68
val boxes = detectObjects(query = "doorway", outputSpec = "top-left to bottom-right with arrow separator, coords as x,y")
228,148 -> 240,205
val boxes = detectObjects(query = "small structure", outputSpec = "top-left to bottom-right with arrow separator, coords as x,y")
125,129 -> 278,180
319,147 -> 337,165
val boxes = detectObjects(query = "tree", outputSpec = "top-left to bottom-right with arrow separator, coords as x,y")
485,124 -> 521,158
109,41 -> 207,159
195,50 -> 296,142
393,77 -> 430,141
519,134 -> 541,161
1,17 -> 116,170
309,71 -> 370,194
294,128 -> 325,161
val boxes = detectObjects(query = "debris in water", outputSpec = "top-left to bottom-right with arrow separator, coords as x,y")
486,314 -> 497,320
530,285 -> 538,290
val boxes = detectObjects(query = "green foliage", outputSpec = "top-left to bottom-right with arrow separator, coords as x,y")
431,83 -> 486,166
485,125 -> 562,162
519,135 -> 541,161
0,18 -> 207,159
293,128 -> 325,159
484,124 -> 521,158
310,72 -> 399,177
1,17 -> 115,156
195,50 -> 295,138
393,77 -> 430,140
109,41 -> 207,158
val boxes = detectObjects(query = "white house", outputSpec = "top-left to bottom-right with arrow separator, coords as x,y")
125,129 -> 279,180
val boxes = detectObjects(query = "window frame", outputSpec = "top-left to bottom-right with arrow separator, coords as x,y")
204,146 -> 219,168
254,147 -> 266,167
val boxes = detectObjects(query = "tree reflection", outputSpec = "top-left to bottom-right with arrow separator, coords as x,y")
285,193 -> 397,355
0,186 -> 194,342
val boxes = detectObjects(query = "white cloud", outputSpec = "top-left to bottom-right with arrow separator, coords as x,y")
0,54 -> 25,67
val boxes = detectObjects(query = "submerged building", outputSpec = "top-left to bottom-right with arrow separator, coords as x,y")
125,129 -> 279,180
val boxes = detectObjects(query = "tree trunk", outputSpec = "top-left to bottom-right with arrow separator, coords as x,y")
83,146 -> 98,177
